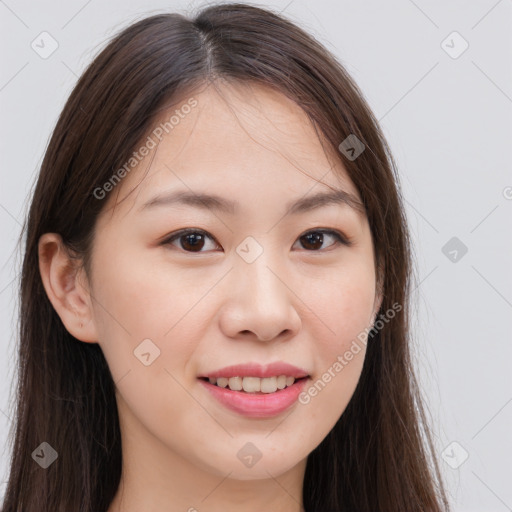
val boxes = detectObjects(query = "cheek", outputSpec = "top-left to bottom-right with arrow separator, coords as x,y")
294,318 -> 370,451
92,234 -> 192,334
88,244 -> 201,383
307,260 -> 376,356
296,262 -> 374,423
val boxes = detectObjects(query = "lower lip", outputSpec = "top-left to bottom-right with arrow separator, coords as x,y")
198,378 -> 309,418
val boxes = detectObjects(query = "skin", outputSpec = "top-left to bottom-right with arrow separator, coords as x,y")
38,81 -> 382,512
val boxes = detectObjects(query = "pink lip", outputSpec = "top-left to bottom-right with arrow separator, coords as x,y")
198,377 -> 310,418
198,362 -> 310,379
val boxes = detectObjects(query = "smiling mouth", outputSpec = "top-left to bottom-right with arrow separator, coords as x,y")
198,375 -> 309,394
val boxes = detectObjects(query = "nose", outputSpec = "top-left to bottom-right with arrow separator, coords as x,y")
218,254 -> 302,343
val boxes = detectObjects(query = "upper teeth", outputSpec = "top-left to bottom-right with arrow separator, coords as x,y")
208,375 -> 297,393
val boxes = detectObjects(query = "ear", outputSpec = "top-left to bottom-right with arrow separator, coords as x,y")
38,233 -> 98,343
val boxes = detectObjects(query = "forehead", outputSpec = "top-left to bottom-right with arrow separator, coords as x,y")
100,81 -> 362,219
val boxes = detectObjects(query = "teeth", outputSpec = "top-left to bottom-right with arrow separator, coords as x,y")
228,376 -> 243,391
260,377 -> 277,393
207,375 -> 299,393
217,377 -> 229,388
243,377 -> 261,392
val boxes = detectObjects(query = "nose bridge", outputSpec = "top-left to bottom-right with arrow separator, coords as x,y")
235,235 -> 284,298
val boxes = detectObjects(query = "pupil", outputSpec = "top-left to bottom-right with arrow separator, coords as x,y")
183,233 -> 204,251
303,232 -> 322,250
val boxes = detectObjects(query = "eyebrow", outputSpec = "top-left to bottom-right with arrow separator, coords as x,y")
139,188 -> 365,216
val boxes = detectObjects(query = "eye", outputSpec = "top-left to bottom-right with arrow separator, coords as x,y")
161,228 -> 352,253
294,229 -> 352,251
161,229 -> 220,253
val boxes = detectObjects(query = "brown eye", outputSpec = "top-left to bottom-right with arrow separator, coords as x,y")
295,229 -> 350,251
163,229 -> 219,253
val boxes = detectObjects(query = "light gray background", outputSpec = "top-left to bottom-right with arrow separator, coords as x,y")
1,1 -> 511,510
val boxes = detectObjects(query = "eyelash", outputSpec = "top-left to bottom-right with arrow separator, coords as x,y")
161,228 -> 353,253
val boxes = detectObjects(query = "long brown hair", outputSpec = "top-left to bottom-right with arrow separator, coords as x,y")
2,3 -> 449,511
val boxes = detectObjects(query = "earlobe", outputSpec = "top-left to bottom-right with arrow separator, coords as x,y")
38,233 -> 98,343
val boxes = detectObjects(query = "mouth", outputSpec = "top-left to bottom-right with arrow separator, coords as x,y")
197,374 -> 311,418
198,375 -> 309,394
197,361 -> 311,417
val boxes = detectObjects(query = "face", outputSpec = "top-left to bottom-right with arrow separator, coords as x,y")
73,81 -> 381,480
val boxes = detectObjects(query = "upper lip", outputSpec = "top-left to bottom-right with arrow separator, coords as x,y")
198,362 -> 310,379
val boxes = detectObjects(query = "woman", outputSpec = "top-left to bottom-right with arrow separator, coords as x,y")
2,3 -> 449,511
